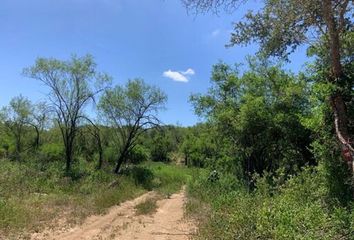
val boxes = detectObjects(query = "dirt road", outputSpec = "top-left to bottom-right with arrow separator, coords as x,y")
31,189 -> 196,240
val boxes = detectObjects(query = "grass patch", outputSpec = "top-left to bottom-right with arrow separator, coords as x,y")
187,167 -> 354,240
135,197 -> 158,215
142,162 -> 195,195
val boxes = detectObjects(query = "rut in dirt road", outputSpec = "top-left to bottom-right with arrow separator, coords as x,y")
31,188 -> 196,240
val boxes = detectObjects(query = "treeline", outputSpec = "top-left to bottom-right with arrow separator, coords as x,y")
0,55 -> 183,175
1,53 -> 352,191
0,55 -> 194,237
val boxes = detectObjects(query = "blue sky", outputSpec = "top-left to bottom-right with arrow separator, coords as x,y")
0,0 -> 308,126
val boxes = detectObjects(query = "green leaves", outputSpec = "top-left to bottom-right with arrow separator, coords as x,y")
190,61 -> 312,177
98,79 -> 167,173
23,54 -> 111,172
99,79 -> 167,127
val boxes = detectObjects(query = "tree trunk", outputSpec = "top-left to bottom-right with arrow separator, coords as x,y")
15,132 -> 21,161
96,134 -> 103,170
65,135 -> 74,173
114,154 -> 125,174
34,126 -> 40,150
330,95 -> 353,170
65,144 -> 72,173
323,0 -> 354,172
114,142 -> 131,174
97,147 -> 103,170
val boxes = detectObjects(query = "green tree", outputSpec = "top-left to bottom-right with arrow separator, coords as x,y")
24,55 -> 111,172
183,0 -> 354,171
181,124 -> 219,168
99,79 -> 167,174
150,131 -> 172,162
191,61 -> 313,181
0,95 -> 33,159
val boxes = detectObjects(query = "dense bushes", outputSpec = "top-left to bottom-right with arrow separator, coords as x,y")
189,62 -> 314,181
187,167 -> 354,240
121,165 -> 155,190
38,143 -> 64,162
128,145 -> 150,164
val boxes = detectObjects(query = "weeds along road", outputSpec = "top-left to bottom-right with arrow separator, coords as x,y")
31,188 -> 196,240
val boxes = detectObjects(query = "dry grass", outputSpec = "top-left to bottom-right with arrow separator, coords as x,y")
134,197 -> 159,215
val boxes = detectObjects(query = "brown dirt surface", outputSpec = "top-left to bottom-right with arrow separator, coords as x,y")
30,188 -> 196,240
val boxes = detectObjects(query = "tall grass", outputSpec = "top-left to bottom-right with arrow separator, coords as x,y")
143,162 -> 195,195
187,167 -> 354,240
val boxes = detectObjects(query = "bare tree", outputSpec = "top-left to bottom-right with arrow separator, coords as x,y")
24,55 -> 111,172
99,79 -> 167,174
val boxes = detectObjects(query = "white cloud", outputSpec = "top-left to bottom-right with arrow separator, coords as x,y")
182,68 -> 195,75
163,70 -> 188,82
211,29 -> 221,37
163,68 -> 195,83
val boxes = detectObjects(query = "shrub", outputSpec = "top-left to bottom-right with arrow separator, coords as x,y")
39,143 -> 63,162
128,145 -> 150,164
103,146 -> 117,164
121,166 -> 155,190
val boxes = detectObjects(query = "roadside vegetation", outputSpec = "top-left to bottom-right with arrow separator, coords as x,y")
183,59 -> 353,239
180,1 -> 354,239
187,167 -> 353,239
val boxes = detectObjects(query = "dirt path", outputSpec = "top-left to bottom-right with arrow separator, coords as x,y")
31,188 -> 196,240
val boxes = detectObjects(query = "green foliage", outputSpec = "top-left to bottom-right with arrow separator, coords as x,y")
189,61 -> 313,180
128,145 -> 150,164
121,166 -> 155,190
181,124 -> 219,168
145,162 -> 194,195
0,95 -> 35,158
150,133 -> 172,162
24,54 -> 111,172
188,167 -> 354,240
103,146 -> 118,164
184,1 -> 352,64
0,42 -> 351,240
98,79 -> 167,173
301,57 -> 353,203
142,125 -> 186,163
38,143 -> 64,162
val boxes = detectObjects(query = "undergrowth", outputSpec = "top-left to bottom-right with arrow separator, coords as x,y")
187,166 -> 354,240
